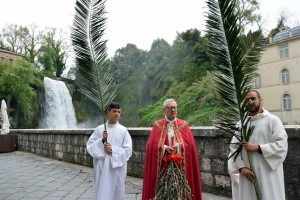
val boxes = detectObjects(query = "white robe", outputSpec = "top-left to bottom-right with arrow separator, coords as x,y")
228,143 -> 240,200
87,122 -> 132,200
231,109 -> 288,200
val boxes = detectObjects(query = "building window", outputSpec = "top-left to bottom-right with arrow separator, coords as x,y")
283,94 -> 291,110
9,58 -> 13,63
254,74 -> 261,88
279,44 -> 289,59
0,57 -> 5,62
281,69 -> 289,84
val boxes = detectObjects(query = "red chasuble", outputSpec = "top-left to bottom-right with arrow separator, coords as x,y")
142,118 -> 202,200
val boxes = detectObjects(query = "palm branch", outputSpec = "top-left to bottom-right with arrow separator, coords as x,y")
71,0 -> 118,129
206,0 -> 265,199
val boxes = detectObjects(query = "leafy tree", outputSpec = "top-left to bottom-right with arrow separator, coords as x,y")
268,10 -> 290,37
111,29 -> 216,126
0,58 -> 43,128
0,24 -> 71,75
24,24 -> 43,66
143,39 -> 173,103
38,28 -> 70,77
172,29 -> 212,84
110,43 -> 146,84
236,0 -> 262,33
138,73 -> 222,127
0,33 -> 4,48
109,44 -> 148,126
1,24 -> 30,54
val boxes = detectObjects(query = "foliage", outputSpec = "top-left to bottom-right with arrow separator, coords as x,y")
236,0 -> 261,33
25,24 -> 43,66
111,39 -> 174,126
155,161 -> 192,200
0,58 -> 43,128
206,0 -> 265,199
114,29 -> 216,127
72,87 -> 101,127
0,24 -> 70,77
138,99 -> 165,127
71,0 -> 119,127
268,10 -> 290,37
38,28 -> 70,77
0,24 -> 29,53
138,73 -> 222,127
172,29 -> 212,83
110,43 -> 148,125
110,43 -> 146,84
143,39 -> 173,102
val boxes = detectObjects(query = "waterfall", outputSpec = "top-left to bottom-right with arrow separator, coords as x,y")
39,77 -> 77,129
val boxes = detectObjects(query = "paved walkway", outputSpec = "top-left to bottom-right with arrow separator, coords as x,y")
0,151 -> 231,200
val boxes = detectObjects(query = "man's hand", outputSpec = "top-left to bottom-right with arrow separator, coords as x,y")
102,130 -> 108,143
240,167 -> 256,182
104,143 -> 112,154
242,141 -> 259,152
165,146 -> 175,154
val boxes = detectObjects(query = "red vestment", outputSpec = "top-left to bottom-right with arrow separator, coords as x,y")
142,118 -> 202,200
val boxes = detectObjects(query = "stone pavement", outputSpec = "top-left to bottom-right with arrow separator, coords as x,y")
0,151 -> 231,200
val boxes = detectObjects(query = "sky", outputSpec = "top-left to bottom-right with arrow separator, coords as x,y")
0,0 -> 299,57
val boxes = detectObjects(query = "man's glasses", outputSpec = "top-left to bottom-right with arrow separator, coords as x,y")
165,106 -> 177,110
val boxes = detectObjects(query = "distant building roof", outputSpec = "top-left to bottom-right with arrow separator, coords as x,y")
0,47 -> 24,57
272,26 -> 300,43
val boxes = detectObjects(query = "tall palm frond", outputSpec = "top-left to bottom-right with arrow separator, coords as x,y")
206,0 -> 265,198
71,0 -> 118,127
206,0 -> 264,157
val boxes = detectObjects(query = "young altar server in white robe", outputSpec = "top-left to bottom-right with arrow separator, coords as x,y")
87,102 -> 132,200
231,90 -> 288,200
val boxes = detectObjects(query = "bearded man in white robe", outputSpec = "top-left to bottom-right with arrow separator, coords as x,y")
230,90 -> 288,200
87,102 -> 132,200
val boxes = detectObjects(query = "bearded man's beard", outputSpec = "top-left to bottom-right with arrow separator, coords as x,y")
249,104 -> 260,114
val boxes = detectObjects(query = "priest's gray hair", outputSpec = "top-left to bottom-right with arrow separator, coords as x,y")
163,99 -> 177,108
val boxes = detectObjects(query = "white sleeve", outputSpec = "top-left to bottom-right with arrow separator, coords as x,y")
111,130 -> 133,168
260,117 -> 288,170
87,127 -> 106,159
230,134 -> 246,172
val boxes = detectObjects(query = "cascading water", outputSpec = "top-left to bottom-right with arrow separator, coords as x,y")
39,77 -> 77,129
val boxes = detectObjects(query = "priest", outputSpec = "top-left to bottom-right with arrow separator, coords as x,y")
142,99 -> 202,200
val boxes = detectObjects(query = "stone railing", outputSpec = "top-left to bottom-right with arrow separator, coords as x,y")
10,126 -> 300,199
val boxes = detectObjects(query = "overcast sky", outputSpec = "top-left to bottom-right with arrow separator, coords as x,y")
0,0 -> 299,57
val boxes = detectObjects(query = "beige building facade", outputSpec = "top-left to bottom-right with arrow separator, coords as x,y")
0,47 -> 23,63
255,26 -> 300,124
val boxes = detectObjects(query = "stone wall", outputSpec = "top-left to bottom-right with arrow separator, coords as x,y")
10,126 -> 300,199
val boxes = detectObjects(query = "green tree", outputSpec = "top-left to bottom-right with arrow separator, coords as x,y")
110,43 -> 146,84
236,0 -> 262,33
24,24 -> 43,67
1,24 -> 29,53
38,28 -> 70,77
143,39 -> 173,103
268,10 -> 290,37
172,29 -> 212,84
137,73 -> 221,127
0,58 -> 43,128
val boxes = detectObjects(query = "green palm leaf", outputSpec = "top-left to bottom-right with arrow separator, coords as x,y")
206,0 -> 264,152
206,0 -> 265,199
71,0 -> 118,127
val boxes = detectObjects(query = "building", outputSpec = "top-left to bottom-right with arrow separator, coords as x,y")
0,47 -> 23,63
255,26 -> 300,125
